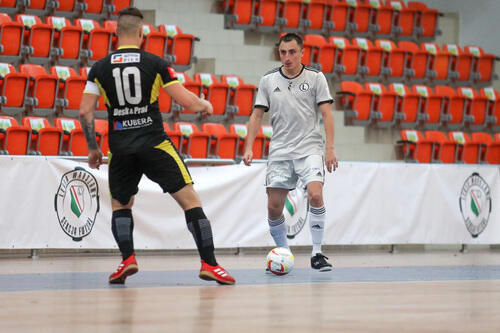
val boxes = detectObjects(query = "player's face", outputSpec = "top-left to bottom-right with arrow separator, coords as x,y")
279,40 -> 303,73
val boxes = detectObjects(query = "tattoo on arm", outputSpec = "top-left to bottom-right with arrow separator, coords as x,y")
81,119 -> 98,150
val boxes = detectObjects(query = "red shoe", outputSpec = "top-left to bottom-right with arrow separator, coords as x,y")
109,253 -> 138,284
199,260 -> 236,285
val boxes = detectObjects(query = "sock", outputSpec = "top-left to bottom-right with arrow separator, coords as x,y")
111,209 -> 134,261
309,205 -> 326,256
185,207 -> 217,266
268,215 -> 289,248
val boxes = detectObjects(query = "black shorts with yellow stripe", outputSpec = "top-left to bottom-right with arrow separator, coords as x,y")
108,139 -> 193,205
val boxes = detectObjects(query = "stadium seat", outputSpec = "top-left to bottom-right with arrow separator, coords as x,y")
102,20 -> 118,51
46,16 -> 83,65
425,130 -> 457,164
75,18 -> 112,65
387,0 -> 417,37
443,44 -> 472,82
16,14 -> 55,64
412,85 -> 446,129
347,0 -> 375,34
19,64 -> 59,116
328,37 -> 361,76
0,0 -> 19,15
163,122 -> 183,151
94,118 -> 109,155
302,0 -> 330,34
370,0 -> 394,36
398,41 -> 432,79
112,0 -> 133,15
421,42 -> 451,81
83,0 -> 114,20
173,72 -> 202,114
335,81 -> 375,126
352,38 -> 383,77
222,0 -> 257,29
0,115 -> 30,155
388,83 -> 421,128
141,23 -> 167,58
79,66 -> 107,115
457,87 -> 488,130
254,0 -> 285,32
464,45 -> 497,83
51,65 -> 87,117
480,87 -> 500,131
201,123 -> 239,159
221,75 -> 257,117
0,62 -> 29,115
328,0 -> 349,33
375,39 -> 406,78
471,132 -> 500,164
53,0 -> 86,17
0,13 -> 24,63
22,116 -> 63,155
193,73 -> 230,116
364,82 -> 397,127
397,129 -> 433,163
158,25 -> 197,71
173,122 -> 210,158
228,123 -> 266,159
54,117 -> 88,156
280,0 -> 306,31
448,131 -> 481,164
434,85 -> 466,130
302,34 -> 333,70
25,0 -> 54,16
407,1 -> 440,38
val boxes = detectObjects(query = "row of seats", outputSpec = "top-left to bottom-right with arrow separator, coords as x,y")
0,0 -> 132,20
0,115 -> 274,161
222,0 -> 440,40
0,13 -> 197,70
0,63 -> 257,119
300,35 -> 498,84
398,129 -> 500,164
336,81 -> 500,131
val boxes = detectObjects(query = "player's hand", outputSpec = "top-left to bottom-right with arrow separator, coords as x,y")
243,149 -> 253,166
199,93 -> 213,116
88,149 -> 103,169
325,147 -> 338,173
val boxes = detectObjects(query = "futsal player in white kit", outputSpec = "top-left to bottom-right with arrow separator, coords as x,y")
243,33 -> 338,271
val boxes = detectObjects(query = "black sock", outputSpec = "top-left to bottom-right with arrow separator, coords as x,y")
111,209 -> 134,261
185,207 -> 217,266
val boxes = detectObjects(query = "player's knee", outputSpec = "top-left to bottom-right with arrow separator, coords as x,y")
308,192 -> 323,207
268,202 -> 283,220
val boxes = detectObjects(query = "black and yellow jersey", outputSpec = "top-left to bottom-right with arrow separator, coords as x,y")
84,45 -> 178,154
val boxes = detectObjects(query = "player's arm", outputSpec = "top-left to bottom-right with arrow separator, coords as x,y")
79,90 -> 103,169
163,81 -> 213,116
319,102 -> 338,172
243,107 -> 265,166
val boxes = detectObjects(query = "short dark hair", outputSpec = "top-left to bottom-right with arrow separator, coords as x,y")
278,33 -> 303,49
118,7 -> 144,19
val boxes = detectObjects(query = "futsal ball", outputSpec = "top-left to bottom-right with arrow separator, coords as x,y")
266,247 -> 294,275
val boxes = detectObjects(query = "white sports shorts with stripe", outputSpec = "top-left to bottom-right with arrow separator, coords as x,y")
108,139 -> 193,205
265,154 -> 324,190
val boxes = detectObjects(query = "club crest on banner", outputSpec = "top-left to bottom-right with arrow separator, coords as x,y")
459,173 -> 492,238
285,179 -> 309,239
55,167 -> 100,241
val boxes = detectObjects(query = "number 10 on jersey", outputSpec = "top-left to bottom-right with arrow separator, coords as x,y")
112,66 -> 142,106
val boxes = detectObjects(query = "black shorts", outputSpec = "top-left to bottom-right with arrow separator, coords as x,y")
108,139 -> 193,205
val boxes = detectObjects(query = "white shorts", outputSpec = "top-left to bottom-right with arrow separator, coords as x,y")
265,155 -> 324,190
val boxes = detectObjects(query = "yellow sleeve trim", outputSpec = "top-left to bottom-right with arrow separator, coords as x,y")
83,91 -> 101,96
163,80 -> 179,88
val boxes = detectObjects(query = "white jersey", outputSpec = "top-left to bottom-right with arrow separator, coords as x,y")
255,65 -> 333,161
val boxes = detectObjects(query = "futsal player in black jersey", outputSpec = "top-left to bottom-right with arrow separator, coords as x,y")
79,7 -> 235,285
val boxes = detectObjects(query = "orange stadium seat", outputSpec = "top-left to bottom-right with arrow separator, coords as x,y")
408,1 -> 440,38
46,16 -> 83,64
302,34 -> 329,69
103,20 -> 118,51
387,0 -> 417,37
422,42 -> 450,81
471,132 -> 500,164
280,0 -> 305,31
113,0 -> 133,15
464,45 -> 497,83
51,65 -> 87,116
365,82 -> 397,127
173,72 -> 202,115
443,44 -> 472,82
480,87 -> 500,131
94,118 -> 109,155
448,131 -> 481,164
22,116 -> 63,155
228,123 -> 265,159
398,130 -> 433,163
158,25 -> 197,70
336,81 -> 375,126
220,75 -> 257,117
254,0 -> 283,31
398,41 -> 431,79
0,115 -> 30,155
54,0 -> 84,16
375,39 -> 406,78
25,0 -> 51,16
80,66 -> 107,115
328,37 -> 361,76
457,87 -> 488,130
0,13 -> 24,63
16,14 -> 55,63
163,122 -> 183,151
388,83 -> 421,128
425,130 -> 457,164
347,0 -> 374,34
412,85 -> 446,128
369,0 -> 395,36
327,0 -> 349,33
202,123 -> 239,159
222,0 -> 256,29
352,38 -> 383,77
0,63 -> 29,115
19,64 -> 59,116
141,23 -> 167,58
434,85 -> 466,130
75,18 -> 112,64
302,0 -> 330,33
54,117 -> 88,156
193,73 -> 230,116
173,122 -> 210,158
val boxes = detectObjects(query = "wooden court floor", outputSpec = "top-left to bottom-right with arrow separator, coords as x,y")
1,250 -> 500,332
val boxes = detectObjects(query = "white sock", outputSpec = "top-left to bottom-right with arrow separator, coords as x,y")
309,205 -> 326,256
268,215 -> 289,248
